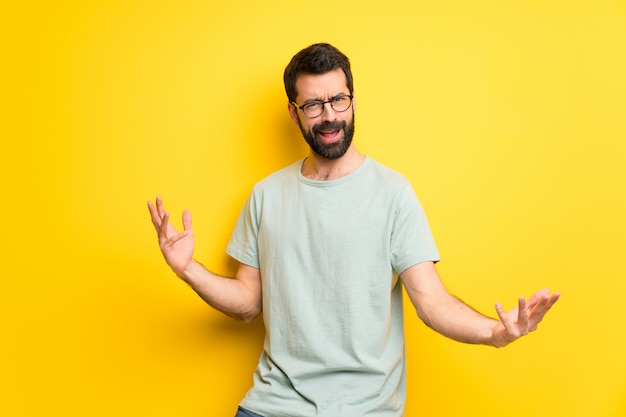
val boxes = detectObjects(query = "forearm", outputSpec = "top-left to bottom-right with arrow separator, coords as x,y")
148,199 -> 262,322
401,262 -> 500,347
417,293 -> 499,346
402,263 -> 559,348
177,260 -> 262,323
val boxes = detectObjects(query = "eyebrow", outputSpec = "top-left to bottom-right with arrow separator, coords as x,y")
302,93 -> 350,104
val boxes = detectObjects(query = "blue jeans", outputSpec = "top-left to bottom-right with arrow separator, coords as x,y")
234,406 -> 265,417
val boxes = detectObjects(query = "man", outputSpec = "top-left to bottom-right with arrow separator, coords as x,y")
148,43 -> 560,417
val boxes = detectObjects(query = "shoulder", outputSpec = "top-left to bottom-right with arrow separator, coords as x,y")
250,160 -> 303,194
364,157 -> 412,188
362,158 -> 424,212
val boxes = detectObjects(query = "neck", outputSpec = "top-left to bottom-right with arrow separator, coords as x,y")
301,145 -> 365,181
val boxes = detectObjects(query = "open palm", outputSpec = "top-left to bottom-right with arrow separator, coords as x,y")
492,288 -> 560,347
148,196 -> 195,276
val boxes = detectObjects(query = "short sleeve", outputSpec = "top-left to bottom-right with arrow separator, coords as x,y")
390,184 -> 440,274
226,191 -> 261,268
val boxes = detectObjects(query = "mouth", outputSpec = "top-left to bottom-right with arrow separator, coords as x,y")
314,122 -> 345,144
317,129 -> 341,143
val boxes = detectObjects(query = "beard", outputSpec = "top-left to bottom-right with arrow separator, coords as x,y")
298,113 -> 355,160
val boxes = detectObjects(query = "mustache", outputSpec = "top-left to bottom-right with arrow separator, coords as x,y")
312,120 -> 346,134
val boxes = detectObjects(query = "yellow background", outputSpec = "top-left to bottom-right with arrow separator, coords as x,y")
2,1 -> 625,416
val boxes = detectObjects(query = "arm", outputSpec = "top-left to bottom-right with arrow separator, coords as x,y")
147,196 -> 262,323
400,261 -> 560,348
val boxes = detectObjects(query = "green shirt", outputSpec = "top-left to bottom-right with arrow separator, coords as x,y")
227,157 -> 439,417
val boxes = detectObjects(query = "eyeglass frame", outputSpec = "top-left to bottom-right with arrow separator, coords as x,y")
291,94 -> 354,118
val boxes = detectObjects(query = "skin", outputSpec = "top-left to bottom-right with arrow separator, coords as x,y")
147,196 -> 262,323
148,68 -> 560,346
288,68 -> 364,181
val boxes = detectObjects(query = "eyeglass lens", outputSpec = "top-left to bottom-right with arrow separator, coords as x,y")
303,96 -> 352,117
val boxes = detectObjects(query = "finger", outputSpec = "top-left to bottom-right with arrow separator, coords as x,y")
168,230 -> 190,245
526,288 -> 551,309
535,292 -> 561,323
147,200 -> 162,230
158,212 -> 187,246
546,292 -> 561,309
528,292 -> 560,328
518,296 -> 529,333
182,209 -> 193,232
156,195 -> 166,218
160,211 -> 172,238
495,302 -> 509,328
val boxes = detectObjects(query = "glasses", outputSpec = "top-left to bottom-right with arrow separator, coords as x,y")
292,95 -> 354,118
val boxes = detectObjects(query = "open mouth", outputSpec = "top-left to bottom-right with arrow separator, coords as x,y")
314,122 -> 345,143
318,129 -> 341,143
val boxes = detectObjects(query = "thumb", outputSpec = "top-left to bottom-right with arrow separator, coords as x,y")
182,210 -> 193,232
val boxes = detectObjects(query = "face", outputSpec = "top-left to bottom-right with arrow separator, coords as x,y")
288,68 -> 355,160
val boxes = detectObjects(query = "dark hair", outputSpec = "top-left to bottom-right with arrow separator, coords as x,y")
283,43 -> 353,103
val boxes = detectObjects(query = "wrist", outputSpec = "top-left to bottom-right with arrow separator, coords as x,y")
490,321 -> 512,348
176,259 -> 201,284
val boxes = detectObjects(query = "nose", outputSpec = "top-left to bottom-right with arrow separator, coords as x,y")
320,101 -> 338,121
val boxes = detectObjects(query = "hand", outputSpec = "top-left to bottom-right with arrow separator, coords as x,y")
492,289 -> 561,348
147,196 -> 195,276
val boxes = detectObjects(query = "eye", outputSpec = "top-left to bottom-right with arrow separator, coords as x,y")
304,102 -> 323,110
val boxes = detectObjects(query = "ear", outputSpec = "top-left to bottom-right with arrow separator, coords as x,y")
287,102 -> 299,126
